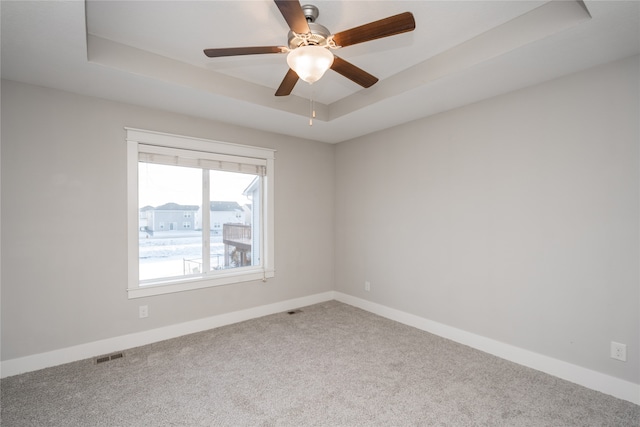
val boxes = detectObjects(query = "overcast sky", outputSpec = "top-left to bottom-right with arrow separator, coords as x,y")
138,163 -> 256,208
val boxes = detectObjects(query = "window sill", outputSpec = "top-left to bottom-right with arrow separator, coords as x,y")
127,269 -> 275,299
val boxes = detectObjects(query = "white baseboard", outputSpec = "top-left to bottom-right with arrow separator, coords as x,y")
3,290 -> 638,406
0,291 -> 335,379
334,292 -> 639,405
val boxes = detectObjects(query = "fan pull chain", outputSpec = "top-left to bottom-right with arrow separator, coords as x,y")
309,90 -> 315,126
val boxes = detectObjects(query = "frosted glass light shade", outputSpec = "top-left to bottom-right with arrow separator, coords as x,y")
286,45 -> 334,84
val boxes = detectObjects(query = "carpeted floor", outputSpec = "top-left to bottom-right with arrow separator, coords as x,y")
1,301 -> 638,426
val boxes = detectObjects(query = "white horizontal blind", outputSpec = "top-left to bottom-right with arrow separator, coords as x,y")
139,144 -> 267,176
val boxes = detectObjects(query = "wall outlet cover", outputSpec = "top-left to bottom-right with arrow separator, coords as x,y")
610,341 -> 627,362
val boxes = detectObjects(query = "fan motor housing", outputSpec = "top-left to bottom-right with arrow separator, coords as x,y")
288,22 -> 331,48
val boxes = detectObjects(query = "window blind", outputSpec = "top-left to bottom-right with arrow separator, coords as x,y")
138,144 -> 267,176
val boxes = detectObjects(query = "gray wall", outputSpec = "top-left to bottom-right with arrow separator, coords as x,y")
335,55 -> 639,384
2,55 -> 638,387
1,80 -> 335,360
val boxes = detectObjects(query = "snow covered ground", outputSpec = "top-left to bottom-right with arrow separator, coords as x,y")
139,231 -> 226,281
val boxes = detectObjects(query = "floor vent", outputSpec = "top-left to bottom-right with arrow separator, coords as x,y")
110,352 -> 124,361
287,309 -> 303,315
95,352 -> 124,364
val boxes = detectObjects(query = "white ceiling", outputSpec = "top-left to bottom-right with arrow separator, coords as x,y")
2,1 -> 639,143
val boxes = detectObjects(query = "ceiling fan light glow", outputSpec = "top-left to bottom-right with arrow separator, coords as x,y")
286,45 -> 334,84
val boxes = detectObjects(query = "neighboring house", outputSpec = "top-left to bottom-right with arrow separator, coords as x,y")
195,201 -> 244,234
243,178 -> 260,266
139,205 -> 153,230
141,203 -> 199,232
220,194 -> 257,268
242,204 -> 252,225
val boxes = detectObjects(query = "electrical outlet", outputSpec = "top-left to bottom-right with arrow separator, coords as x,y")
364,281 -> 371,291
611,341 -> 626,362
139,305 -> 149,319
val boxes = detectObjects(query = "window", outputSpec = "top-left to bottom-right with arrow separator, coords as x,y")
127,128 -> 275,298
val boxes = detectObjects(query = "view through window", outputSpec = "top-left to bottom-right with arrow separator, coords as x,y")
138,164 -> 259,283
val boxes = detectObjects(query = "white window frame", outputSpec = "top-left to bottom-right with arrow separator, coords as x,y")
126,128 -> 275,299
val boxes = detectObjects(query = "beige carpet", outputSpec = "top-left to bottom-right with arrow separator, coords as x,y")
2,301 -> 638,426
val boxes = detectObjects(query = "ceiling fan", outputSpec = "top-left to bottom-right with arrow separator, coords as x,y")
203,0 -> 416,96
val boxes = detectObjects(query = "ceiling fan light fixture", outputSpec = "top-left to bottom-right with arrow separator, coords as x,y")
286,45 -> 334,84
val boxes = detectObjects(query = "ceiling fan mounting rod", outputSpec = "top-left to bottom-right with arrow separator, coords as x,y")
301,4 -> 319,23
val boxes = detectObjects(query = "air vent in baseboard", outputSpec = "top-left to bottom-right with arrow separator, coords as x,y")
95,352 -> 124,364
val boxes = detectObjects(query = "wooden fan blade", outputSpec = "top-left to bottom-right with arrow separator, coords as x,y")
331,12 -> 415,48
204,46 -> 285,58
330,56 -> 378,88
275,68 -> 299,96
274,0 -> 310,34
